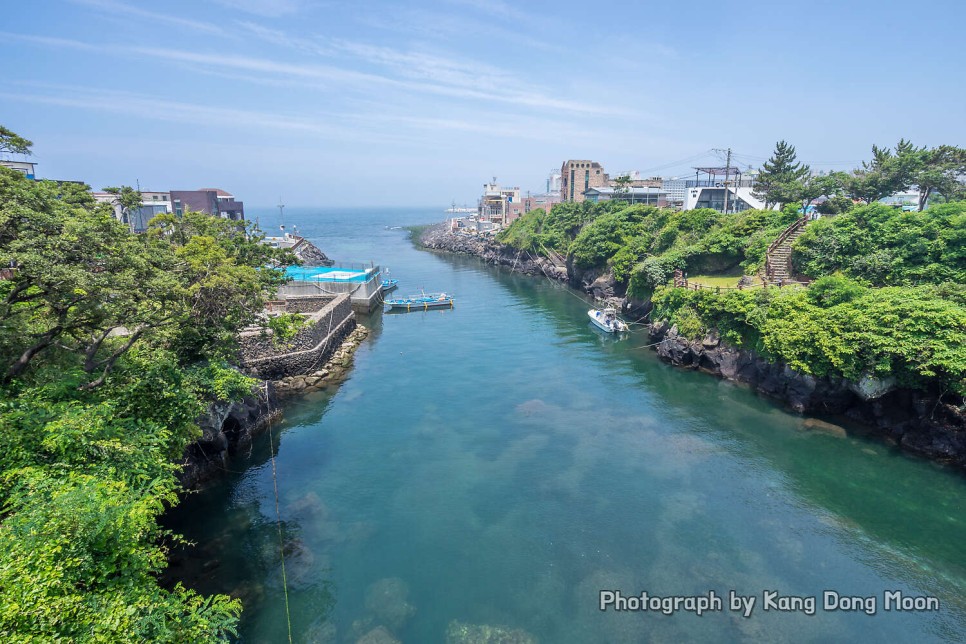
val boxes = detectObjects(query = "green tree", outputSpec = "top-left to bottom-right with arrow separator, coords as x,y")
844,140 -> 923,205
0,131 -> 270,638
0,126 -> 32,156
103,184 -> 143,230
913,145 -> 966,210
753,140 -> 810,209
612,174 -> 632,202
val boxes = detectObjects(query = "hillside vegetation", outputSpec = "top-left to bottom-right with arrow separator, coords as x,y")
498,201 -> 798,295
497,199 -> 966,397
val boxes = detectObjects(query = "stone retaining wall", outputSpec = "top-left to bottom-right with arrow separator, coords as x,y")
238,293 -> 355,379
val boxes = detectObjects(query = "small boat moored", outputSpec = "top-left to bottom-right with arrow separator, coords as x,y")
385,292 -> 454,312
381,268 -> 398,293
588,307 -> 628,333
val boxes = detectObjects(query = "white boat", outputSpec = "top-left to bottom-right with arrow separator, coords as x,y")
588,307 -> 628,333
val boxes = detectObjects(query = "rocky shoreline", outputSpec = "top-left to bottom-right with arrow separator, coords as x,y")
178,325 -> 370,488
419,224 -> 569,282
647,321 -> 966,469
419,223 -> 966,471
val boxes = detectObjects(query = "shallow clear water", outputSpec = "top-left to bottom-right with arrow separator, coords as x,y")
165,207 -> 966,643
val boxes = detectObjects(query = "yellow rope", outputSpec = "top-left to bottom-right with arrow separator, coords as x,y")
263,383 -> 293,644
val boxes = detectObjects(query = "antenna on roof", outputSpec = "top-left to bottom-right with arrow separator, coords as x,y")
277,197 -> 285,232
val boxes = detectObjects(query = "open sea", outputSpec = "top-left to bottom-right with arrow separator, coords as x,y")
164,206 -> 966,643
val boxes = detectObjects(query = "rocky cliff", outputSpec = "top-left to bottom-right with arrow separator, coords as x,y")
647,320 -> 966,470
179,384 -> 280,489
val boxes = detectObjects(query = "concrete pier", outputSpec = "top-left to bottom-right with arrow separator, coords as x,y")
278,263 -> 383,313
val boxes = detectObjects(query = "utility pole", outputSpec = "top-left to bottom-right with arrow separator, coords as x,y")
722,148 -> 732,214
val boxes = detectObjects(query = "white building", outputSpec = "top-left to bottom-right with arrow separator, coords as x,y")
682,167 -> 770,212
92,190 -> 172,232
0,159 -> 37,179
661,177 -> 689,207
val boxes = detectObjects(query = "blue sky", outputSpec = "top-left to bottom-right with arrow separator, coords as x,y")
2,0 -> 964,207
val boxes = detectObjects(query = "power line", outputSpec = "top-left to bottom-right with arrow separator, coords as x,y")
630,150 -> 716,176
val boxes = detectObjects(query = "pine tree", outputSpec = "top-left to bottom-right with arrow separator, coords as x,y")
753,140 -> 810,209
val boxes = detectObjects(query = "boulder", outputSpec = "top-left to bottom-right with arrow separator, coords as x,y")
849,374 -> 897,401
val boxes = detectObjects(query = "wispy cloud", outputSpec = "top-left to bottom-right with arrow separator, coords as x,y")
210,0 -> 309,17
1,86 -> 346,137
69,0 -> 227,36
349,5 -> 564,55
444,0 -> 533,22
6,32 -> 624,116
4,81 -> 597,146
230,24 -> 620,115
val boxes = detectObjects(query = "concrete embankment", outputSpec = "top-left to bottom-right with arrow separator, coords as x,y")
647,320 -> 966,470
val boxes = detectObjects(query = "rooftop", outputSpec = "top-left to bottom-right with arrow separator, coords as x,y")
584,186 -> 666,195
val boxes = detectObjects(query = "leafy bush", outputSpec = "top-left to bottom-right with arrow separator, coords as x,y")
267,312 -> 307,345
792,202 -> 966,285
651,278 -> 966,395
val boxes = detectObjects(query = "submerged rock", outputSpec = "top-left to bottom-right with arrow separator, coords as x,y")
445,620 -> 537,644
802,418 -> 848,438
356,626 -> 400,644
364,577 -> 416,632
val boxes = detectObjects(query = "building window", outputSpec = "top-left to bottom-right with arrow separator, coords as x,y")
584,170 -> 589,191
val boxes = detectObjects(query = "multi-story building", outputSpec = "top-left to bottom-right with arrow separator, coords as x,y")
560,160 -> 607,203
0,159 -> 37,179
479,180 -> 521,226
523,192 -> 562,214
170,188 -> 245,221
92,189 -> 173,232
661,177 -> 689,208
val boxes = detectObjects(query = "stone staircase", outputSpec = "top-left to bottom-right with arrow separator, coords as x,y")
764,216 -> 809,284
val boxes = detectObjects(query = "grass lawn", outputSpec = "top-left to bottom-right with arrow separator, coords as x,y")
687,268 -> 763,289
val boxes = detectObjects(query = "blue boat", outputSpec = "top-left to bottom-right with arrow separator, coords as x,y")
381,268 -> 398,293
385,292 -> 454,311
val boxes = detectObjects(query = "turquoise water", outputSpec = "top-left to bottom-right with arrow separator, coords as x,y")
165,207 -> 966,643
284,265 -> 373,283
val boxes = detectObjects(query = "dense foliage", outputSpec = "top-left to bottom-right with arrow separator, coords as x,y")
498,200 -> 798,298
793,202 -> 966,286
651,277 -> 966,396
0,136 -> 295,641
